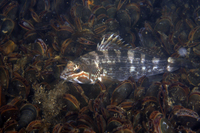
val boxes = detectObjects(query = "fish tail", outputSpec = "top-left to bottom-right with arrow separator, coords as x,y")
167,57 -> 198,69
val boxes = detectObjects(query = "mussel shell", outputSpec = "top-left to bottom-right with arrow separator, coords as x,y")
0,14 -> 6,26
154,17 -> 173,35
177,126 -> 196,133
3,119 -> 18,132
188,26 -> 200,42
34,38 -> 47,56
137,76 -> 149,88
111,80 -> 134,105
158,118 -> 175,133
0,0 -> 9,9
29,8 -> 40,23
24,68 -> 38,84
92,5 -> 107,17
94,23 -> 108,35
112,124 -> 134,133
176,19 -> 194,44
9,76 -> 30,99
81,7 -> 92,23
25,120 -> 43,132
106,5 -> 117,18
142,96 -> 159,118
0,66 -> 9,89
0,105 -> 19,122
114,0 -> 128,10
68,83 -> 89,108
52,123 -> 63,133
96,14 -> 108,24
119,100 -> 134,111
187,69 -> 200,86
53,64 -> 65,79
0,18 -> 14,42
7,96 -> 26,109
150,111 -> 175,133
18,19 -> 34,31
106,105 -> 127,119
23,31 -> 39,43
64,111 -> 78,123
63,94 -> 80,111
188,90 -> 200,114
146,82 -> 161,97
1,40 -> 17,55
77,124 -> 91,132
61,38 -> 76,56
3,1 -> 19,20
85,81 -> 105,99
194,7 -> 200,25
167,82 -> 189,107
162,72 -> 180,83
92,92 -> 110,114
0,85 -> 6,107
132,111 -> 144,132
126,3 -> 140,27
138,22 -> 161,48
95,114 -> 106,133
169,105 -> 200,130
107,117 -> 123,132
83,128 -> 96,133
16,104 -> 38,130
193,43 -> 200,56
77,37 -> 96,45
116,10 -> 131,27
134,86 -> 146,101
105,18 -> 119,32
1,18 -> 15,35
77,114 -> 95,128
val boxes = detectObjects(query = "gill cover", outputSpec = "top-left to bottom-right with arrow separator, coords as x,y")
60,61 -> 92,84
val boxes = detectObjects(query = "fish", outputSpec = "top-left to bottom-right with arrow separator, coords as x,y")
60,33 -> 191,84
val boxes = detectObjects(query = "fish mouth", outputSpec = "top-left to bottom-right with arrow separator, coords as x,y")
60,70 -> 72,80
60,73 -> 75,83
60,73 -> 68,80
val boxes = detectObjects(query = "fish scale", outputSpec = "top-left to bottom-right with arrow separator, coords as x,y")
60,34 -> 187,84
79,49 -> 171,81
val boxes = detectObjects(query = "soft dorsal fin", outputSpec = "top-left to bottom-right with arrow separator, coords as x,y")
97,33 -> 132,51
133,47 -> 167,58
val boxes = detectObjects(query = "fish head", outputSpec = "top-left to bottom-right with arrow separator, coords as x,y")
60,60 -> 96,84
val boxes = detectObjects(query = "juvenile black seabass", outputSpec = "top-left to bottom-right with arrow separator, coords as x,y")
60,34 -> 186,84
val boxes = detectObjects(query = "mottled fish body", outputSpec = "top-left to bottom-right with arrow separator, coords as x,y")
60,34 -> 186,84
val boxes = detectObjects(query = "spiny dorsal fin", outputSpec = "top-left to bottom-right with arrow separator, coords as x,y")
97,33 -> 132,51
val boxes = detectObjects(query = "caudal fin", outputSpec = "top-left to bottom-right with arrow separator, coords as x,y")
167,57 -> 199,70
